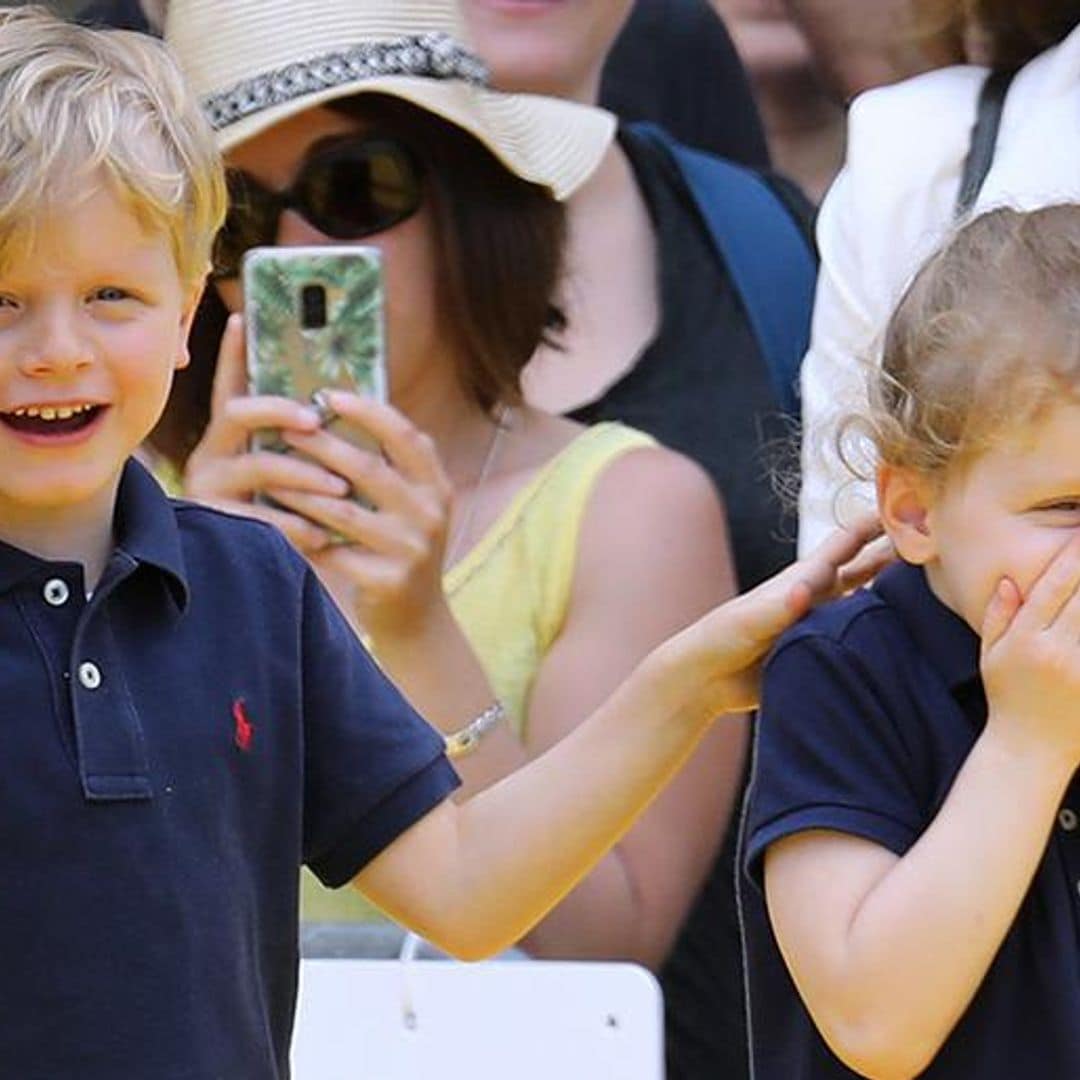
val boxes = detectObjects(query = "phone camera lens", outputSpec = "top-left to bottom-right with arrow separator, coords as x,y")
300,284 -> 327,330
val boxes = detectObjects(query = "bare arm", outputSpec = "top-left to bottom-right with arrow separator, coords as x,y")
763,545 -> 1080,1079
354,651 -> 715,961
300,413 -> 737,886
279,394 -> 534,796
766,737 -> 1071,1079
350,516 -> 889,961
515,447 -> 742,968
326,439 -> 742,966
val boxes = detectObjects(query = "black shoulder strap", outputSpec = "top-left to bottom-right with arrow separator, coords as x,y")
955,68 -> 1017,219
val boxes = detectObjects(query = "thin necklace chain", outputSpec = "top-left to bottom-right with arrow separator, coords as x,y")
443,403 -> 512,570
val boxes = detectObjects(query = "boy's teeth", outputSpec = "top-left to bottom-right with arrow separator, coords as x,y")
10,403 -> 93,420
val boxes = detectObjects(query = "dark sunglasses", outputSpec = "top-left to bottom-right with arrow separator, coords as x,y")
212,135 -> 425,280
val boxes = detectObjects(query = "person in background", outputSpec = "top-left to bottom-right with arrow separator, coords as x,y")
746,204 -> 1080,1078
710,0 -> 844,199
710,0 -> 950,200
465,0 -> 809,592
783,0 -> 964,101
164,0 -> 752,1003
74,0 -> 773,173
602,0 -> 771,165
798,0 -> 1080,553
462,3 -> 817,1076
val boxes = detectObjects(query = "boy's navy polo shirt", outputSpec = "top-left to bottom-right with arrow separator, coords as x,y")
740,561 -> 1080,1079
0,460 -> 459,1079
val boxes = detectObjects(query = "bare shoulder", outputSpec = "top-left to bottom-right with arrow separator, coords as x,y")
577,440 -> 733,599
587,439 -> 726,527
502,408 -> 730,574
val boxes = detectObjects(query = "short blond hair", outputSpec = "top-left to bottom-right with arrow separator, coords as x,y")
0,5 -> 225,285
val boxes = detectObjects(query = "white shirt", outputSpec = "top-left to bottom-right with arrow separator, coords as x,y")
798,24 -> 1080,553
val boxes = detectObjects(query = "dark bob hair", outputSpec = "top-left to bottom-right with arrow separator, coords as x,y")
151,93 -> 567,468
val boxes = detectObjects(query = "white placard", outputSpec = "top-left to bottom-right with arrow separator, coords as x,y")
291,958 -> 664,1079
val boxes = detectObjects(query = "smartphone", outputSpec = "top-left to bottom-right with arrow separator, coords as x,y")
243,246 -> 387,534
244,245 -> 387,459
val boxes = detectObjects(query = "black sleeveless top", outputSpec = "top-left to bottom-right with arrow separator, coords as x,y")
571,126 -> 806,592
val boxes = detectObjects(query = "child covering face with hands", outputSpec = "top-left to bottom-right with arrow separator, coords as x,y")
744,204 -> 1080,1079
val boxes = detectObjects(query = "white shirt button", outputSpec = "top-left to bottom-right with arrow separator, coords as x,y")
42,578 -> 70,607
77,661 -> 102,691
1059,808 -> 1078,832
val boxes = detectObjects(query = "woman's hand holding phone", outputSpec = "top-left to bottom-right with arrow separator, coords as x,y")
184,312 -> 456,643
183,314 -> 351,554
268,389 -> 456,642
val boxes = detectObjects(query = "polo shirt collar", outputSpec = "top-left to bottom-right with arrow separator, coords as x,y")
0,540 -> 49,596
0,459 -> 189,609
873,561 -> 980,691
113,459 -> 190,610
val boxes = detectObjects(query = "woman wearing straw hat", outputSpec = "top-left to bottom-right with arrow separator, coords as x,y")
161,0 -> 752,972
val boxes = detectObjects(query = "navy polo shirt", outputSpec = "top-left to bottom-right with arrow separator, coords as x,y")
741,562 -> 1080,1078
0,460 -> 459,1078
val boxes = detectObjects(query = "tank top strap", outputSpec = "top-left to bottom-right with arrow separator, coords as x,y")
445,421 -> 657,650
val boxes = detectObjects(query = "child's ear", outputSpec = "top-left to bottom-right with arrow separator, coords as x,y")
174,280 -> 207,372
877,464 -> 938,565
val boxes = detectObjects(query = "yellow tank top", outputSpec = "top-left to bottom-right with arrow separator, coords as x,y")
301,421 -> 656,923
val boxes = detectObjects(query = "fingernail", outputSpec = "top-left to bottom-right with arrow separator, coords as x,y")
323,389 -> 354,410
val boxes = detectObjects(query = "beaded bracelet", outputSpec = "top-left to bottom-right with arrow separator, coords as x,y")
444,701 -> 507,760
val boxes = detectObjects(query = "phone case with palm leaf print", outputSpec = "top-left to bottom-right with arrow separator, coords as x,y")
244,246 -> 387,528
244,245 -> 387,456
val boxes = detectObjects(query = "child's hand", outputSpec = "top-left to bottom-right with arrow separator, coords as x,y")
981,533 -> 1080,767
268,390 -> 453,641
649,514 -> 891,717
183,315 -> 348,554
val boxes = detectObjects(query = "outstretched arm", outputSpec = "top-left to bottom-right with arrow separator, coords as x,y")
351,515 -> 889,960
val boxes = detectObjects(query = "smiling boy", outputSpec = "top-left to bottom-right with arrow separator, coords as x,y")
1,185 -> 199,581
0,16 -> 459,1075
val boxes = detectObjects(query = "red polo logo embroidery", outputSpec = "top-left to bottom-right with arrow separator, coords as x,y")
232,699 -> 254,752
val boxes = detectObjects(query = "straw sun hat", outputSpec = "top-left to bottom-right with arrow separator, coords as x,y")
166,0 -> 616,201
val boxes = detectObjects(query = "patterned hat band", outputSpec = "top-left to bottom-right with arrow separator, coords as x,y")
203,31 -> 490,131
